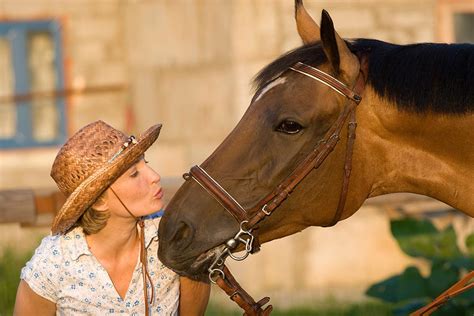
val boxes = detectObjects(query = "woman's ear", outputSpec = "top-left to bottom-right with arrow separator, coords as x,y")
92,191 -> 109,211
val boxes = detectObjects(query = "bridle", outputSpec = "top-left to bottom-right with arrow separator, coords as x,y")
183,58 -> 367,315
183,58 -> 368,315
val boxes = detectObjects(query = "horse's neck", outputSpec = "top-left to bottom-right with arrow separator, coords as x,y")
358,89 -> 474,215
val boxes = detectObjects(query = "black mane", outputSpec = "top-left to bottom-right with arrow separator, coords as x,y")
253,39 -> 474,114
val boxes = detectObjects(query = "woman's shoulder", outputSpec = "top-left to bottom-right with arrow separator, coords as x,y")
32,232 -> 63,258
19,230 -> 84,302
29,227 -> 88,263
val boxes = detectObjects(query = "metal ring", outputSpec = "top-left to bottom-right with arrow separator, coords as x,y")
209,268 -> 225,284
239,220 -> 250,233
228,249 -> 250,261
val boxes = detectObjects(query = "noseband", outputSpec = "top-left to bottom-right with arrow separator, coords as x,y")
183,59 -> 367,315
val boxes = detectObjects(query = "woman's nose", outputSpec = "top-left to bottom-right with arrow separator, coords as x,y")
149,166 -> 161,184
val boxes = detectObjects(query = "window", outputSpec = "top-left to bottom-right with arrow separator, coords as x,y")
0,20 -> 66,148
437,0 -> 474,43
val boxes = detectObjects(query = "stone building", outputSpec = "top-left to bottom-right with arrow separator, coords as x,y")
0,0 -> 473,307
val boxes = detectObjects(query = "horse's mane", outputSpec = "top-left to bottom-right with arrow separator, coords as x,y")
253,39 -> 474,114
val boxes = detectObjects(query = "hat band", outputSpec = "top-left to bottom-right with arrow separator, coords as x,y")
108,135 -> 138,163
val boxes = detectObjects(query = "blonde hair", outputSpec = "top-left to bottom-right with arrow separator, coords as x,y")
72,191 -> 110,235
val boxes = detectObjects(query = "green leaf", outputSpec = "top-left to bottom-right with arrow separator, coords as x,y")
391,219 -> 462,260
465,233 -> 474,257
426,260 -> 460,298
450,292 -> 474,311
432,301 -> 471,316
0,247 -> 34,315
366,266 -> 428,303
451,257 -> 474,271
392,298 -> 430,316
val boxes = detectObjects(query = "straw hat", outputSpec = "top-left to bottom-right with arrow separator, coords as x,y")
50,120 -> 161,235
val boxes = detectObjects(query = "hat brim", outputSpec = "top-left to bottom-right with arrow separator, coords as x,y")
51,124 -> 162,235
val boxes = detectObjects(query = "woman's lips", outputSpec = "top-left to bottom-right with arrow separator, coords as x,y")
154,188 -> 163,199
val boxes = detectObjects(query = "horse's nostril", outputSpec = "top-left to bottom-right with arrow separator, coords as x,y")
170,221 -> 195,250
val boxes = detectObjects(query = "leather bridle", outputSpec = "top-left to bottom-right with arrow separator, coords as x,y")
183,58 -> 368,315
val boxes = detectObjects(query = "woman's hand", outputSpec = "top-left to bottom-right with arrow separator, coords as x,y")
179,276 -> 211,316
14,280 -> 56,316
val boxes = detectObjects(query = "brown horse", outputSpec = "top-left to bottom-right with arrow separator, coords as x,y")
158,0 -> 474,283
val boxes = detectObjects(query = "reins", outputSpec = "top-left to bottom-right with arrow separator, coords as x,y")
110,187 -> 155,316
410,271 -> 474,315
183,58 -> 368,315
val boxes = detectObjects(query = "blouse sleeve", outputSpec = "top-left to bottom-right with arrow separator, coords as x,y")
20,234 -> 62,303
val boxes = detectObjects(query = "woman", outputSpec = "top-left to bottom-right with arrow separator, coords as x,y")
14,120 -> 210,315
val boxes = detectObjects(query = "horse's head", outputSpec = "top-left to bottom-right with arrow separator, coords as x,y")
158,2 -> 366,280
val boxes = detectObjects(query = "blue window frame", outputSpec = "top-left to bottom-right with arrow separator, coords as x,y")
0,20 -> 66,148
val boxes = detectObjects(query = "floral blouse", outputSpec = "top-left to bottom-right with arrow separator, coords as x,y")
21,218 -> 180,315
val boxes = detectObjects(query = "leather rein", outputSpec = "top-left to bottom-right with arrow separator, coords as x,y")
183,59 -> 368,315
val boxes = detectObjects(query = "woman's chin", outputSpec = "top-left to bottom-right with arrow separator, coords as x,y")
152,201 -> 164,212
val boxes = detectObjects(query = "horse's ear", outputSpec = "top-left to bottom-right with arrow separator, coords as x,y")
320,10 -> 359,77
295,0 -> 320,44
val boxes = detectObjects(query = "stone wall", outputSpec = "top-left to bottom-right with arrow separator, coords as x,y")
2,0 -> 466,306
122,0 -> 438,177
0,0 -> 439,185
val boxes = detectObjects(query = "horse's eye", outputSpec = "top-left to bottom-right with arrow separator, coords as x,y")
276,120 -> 303,134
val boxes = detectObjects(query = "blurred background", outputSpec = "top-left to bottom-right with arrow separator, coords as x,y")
0,0 -> 473,315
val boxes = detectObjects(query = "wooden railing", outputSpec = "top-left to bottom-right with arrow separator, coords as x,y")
0,179 -> 183,226
0,189 -> 65,226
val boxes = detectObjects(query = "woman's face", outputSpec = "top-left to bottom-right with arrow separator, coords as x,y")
107,156 -> 163,218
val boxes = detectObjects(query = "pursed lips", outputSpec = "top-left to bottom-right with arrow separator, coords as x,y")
153,188 -> 163,199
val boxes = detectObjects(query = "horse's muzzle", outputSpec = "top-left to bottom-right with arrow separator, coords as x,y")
158,219 -> 196,266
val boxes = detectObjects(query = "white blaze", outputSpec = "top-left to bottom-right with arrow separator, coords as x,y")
254,77 -> 287,102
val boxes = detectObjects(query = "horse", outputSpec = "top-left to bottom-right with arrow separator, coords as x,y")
157,0 -> 474,289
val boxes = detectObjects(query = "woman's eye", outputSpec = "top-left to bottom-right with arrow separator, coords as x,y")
130,171 -> 139,178
276,120 -> 303,134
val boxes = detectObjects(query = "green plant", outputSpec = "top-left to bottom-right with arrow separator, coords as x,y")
0,247 -> 33,315
366,217 -> 474,315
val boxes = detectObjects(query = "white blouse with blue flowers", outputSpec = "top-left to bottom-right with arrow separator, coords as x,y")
21,218 -> 180,315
